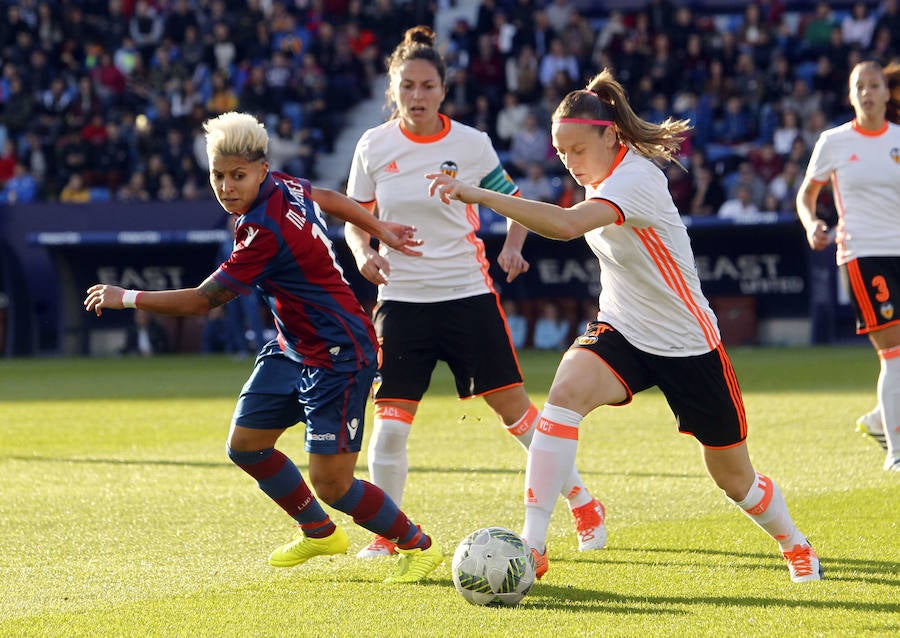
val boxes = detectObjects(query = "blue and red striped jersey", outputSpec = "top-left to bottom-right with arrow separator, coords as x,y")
212,172 -> 377,371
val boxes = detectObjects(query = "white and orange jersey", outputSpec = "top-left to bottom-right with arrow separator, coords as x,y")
585,148 -> 720,357
347,114 -> 518,302
805,120 -> 900,265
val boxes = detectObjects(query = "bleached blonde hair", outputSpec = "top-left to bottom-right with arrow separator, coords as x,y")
203,111 -> 268,165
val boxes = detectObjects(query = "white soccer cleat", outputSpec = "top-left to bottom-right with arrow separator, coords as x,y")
356,534 -> 398,558
572,498 -> 608,551
782,542 -> 823,583
856,410 -> 887,451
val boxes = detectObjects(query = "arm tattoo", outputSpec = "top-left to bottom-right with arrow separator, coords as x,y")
197,279 -> 240,308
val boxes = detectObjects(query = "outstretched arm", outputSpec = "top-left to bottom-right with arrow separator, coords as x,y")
426,173 -> 619,240
311,187 -> 422,256
84,277 -> 238,317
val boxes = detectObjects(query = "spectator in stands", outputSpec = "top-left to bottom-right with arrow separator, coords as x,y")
505,43 -> 541,103
748,142 -> 784,184
539,38 -> 578,90
117,171 -> 151,202
59,172 -> 90,203
508,110 -> 552,177
796,60 -> 900,473
120,309 -> 169,356
206,69 -> 238,115
468,33 -> 505,108
875,0 -> 900,38
0,138 -> 15,186
496,91 -> 530,151
801,2 -> 837,58
767,161 -> 802,212
842,2 -> 876,50
0,161 -> 38,204
268,116 -> 313,178
532,301 -> 570,350
718,184 -> 761,220
773,108 -> 801,156
517,162 -> 555,203
688,164 -> 725,217
725,161 -> 767,207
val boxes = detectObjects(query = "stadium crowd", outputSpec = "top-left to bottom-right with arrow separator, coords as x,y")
0,0 -> 898,218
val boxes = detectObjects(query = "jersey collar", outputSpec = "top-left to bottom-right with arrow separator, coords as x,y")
851,119 -> 888,137
399,113 -> 452,143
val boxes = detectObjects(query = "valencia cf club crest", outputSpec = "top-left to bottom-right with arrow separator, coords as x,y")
440,160 -> 458,177
881,302 -> 894,320
576,335 -> 598,345
891,148 -> 900,164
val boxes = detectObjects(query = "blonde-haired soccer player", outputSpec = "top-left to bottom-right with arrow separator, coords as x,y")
85,111 -> 443,583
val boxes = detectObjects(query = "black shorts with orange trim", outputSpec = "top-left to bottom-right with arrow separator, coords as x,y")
573,321 -> 748,448
373,293 -> 524,401
841,256 -> 900,334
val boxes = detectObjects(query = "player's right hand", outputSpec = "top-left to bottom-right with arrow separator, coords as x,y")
83,284 -> 126,316
805,220 -> 832,251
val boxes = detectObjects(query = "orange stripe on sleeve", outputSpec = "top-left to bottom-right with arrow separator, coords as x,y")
879,344 -> 900,361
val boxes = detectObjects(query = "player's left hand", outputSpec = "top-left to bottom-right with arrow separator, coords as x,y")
83,284 -> 126,316
497,248 -> 530,283
426,173 -> 478,204
379,221 -> 423,256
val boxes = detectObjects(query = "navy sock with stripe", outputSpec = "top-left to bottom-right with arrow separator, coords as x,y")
227,446 -> 335,537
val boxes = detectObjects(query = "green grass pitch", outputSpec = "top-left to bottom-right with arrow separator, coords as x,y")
1,347 -> 897,637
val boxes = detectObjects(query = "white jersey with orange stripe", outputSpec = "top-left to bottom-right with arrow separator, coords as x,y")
805,120 -> 900,265
347,114 -> 519,303
584,150 -> 721,357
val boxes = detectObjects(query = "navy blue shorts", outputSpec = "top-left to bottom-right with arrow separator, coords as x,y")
232,347 -> 375,454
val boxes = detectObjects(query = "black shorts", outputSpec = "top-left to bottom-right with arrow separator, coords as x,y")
373,293 -> 524,401
841,256 -> 900,334
572,321 -> 748,448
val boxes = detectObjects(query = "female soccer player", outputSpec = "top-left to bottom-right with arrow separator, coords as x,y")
427,69 -> 822,583
344,26 -> 606,558
796,60 -> 900,473
83,111 -> 443,583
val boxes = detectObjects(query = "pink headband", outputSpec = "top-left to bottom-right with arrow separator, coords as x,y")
553,118 -> 613,126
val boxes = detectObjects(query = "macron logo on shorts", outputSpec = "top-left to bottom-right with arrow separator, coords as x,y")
347,418 -> 360,440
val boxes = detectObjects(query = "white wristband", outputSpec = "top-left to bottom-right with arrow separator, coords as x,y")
122,289 -> 141,309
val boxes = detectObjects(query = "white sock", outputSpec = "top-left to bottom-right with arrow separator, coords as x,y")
521,403 -> 582,551
732,472 -> 805,550
877,346 -> 900,467
367,405 -> 414,506
506,404 -> 593,509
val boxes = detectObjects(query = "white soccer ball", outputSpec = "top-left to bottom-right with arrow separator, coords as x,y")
451,526 -> 536,606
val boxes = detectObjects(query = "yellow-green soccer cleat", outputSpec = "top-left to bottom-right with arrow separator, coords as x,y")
268,525 -> 350,568
383,540 -> 444,583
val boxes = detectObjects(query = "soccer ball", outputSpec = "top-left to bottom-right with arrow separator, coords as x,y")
451,527 -> 536,606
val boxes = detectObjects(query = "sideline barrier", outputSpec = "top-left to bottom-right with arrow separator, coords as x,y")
1,201 -> 847,355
